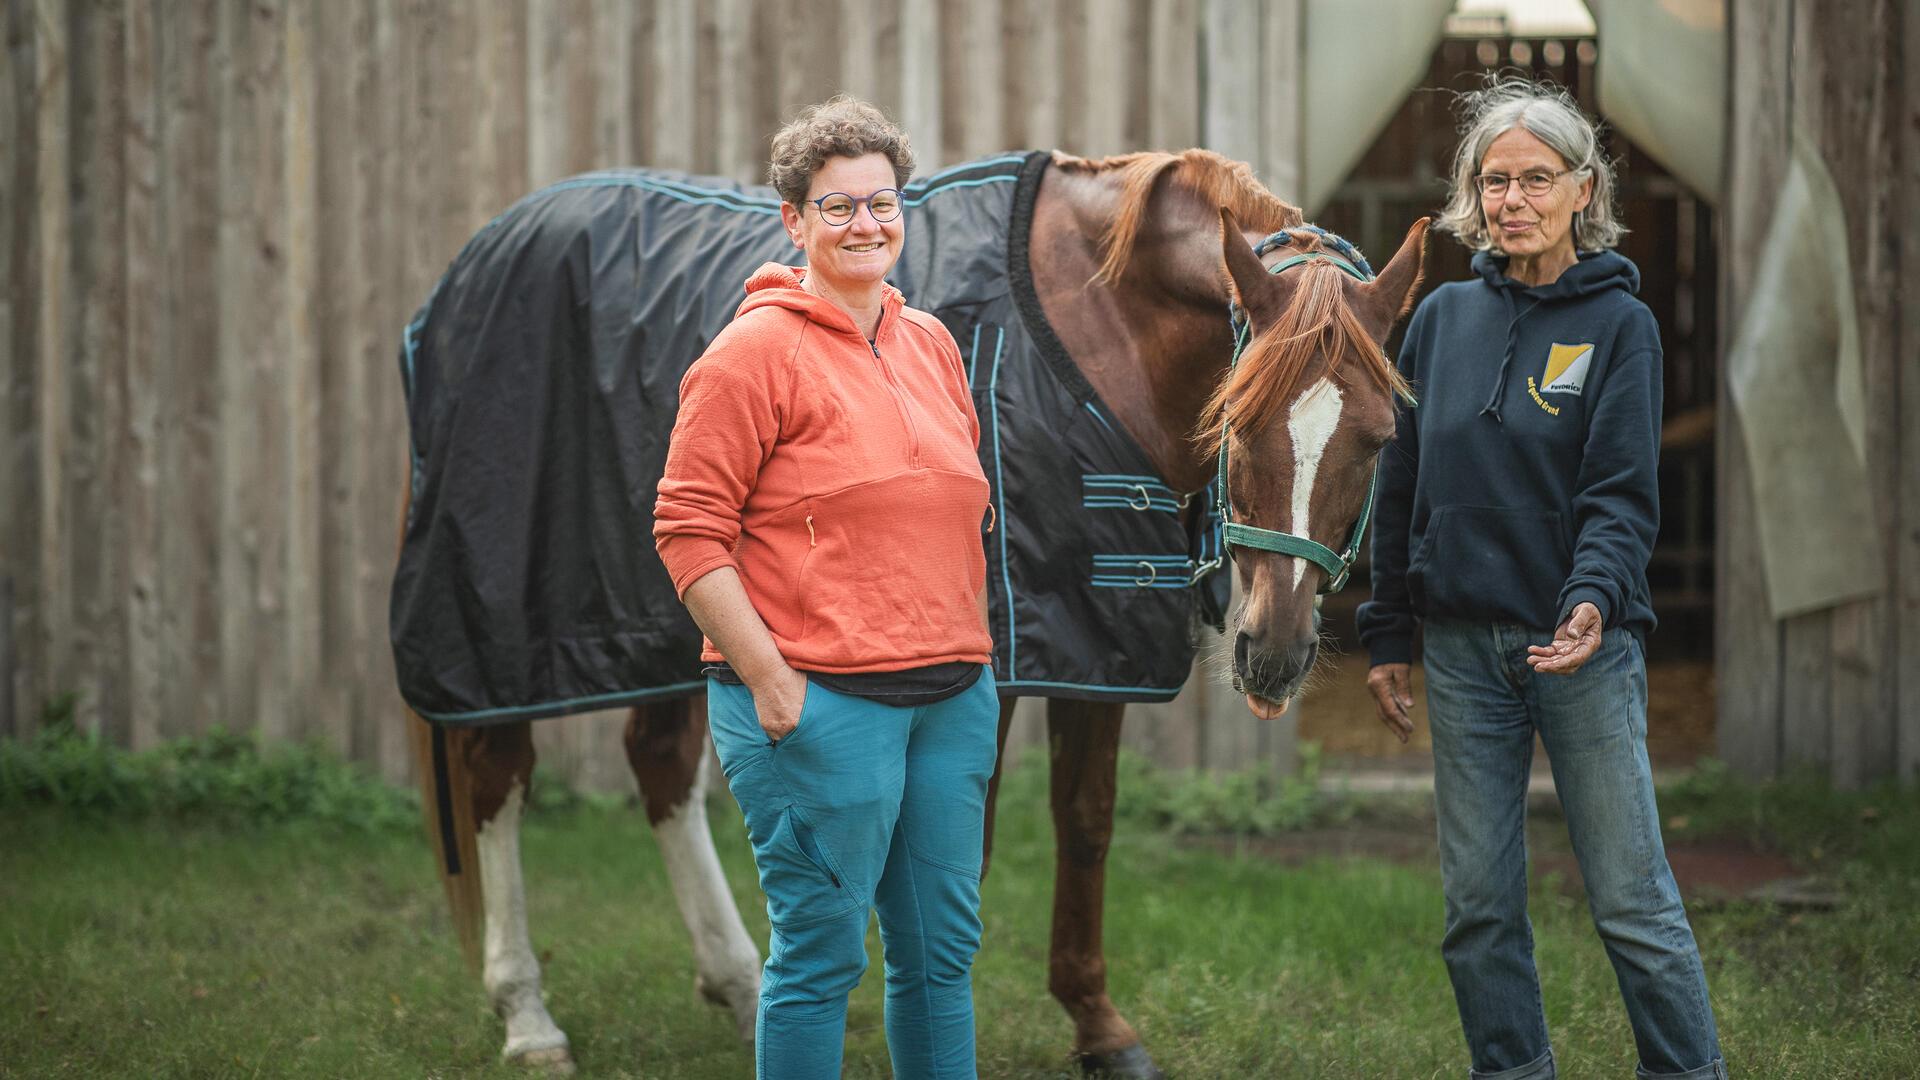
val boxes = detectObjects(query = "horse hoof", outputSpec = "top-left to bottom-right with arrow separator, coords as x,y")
1077,1043 -> 1167,1080
694,974 -> 758,1045
506,1045 -> 577,1076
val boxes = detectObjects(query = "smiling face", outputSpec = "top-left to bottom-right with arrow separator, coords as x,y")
779,152 -> 905,293
1478,126 -> 1592,264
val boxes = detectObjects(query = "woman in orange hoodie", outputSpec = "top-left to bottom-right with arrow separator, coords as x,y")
654,97 -> 996,1080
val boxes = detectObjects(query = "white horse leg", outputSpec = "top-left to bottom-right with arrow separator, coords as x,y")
627,701 -> 762,1043
476,781 -> 574,1072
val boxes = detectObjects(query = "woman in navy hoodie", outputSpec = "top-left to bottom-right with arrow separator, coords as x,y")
1357,79 -> 1727,1080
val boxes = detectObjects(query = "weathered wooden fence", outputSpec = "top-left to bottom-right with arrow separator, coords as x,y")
1718,0 -> 1920,787
6,0 -> 1379,787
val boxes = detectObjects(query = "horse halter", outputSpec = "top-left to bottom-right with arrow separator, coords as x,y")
1195,226 -> 1378,595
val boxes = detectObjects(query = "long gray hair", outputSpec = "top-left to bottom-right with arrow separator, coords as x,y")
1436,77 -> 1624,251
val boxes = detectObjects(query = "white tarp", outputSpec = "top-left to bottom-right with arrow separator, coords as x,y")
1725,130 -> 1884,618
1300,0 -> 1455,212
1588,0 -> 1724,203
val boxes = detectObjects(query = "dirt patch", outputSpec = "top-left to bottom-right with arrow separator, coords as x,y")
1295,653 -> 1717,772
1532,839 -> 1808,904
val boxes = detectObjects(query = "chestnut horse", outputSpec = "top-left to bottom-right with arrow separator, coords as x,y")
406,149 -> 1427,1077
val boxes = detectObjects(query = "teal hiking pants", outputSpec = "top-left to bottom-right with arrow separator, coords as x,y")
705,670 -> 999,1080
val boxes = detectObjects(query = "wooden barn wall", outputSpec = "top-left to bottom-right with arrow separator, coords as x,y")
1720,0 -> 1918,787
3,0 -> 1325,790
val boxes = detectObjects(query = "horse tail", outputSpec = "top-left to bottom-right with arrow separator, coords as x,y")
408,711 -> 484,972
397,476 -> 483,971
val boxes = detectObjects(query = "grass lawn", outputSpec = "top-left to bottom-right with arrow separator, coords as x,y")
4,755 -> 1918,1078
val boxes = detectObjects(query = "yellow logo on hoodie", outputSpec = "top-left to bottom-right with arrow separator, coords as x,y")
1540,343 -> 1594,395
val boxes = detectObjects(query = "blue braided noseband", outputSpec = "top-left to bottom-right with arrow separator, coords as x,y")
1251,224 -> 1376,276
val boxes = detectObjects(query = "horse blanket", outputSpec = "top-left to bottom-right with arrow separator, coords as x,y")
392,151 -> 1229,725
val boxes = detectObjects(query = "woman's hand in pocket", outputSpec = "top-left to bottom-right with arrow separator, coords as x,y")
749,664 -> 810,743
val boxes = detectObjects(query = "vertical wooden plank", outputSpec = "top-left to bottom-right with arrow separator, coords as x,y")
67,1 -> 133,741
1006,0 -> 1061,151
235,0 -> 293,744
2,0 -> 46,738
712,0 -> 758,182
1803,0 -> 1900,788
837,0 -> 882,107
772,3 -> 835,128
1203,0 -> 1259,169
31,0 -> 72,739
1259,0 -> 1302,201
527,0 -> 596,185
946,0 -> 1002,160
1147,0 -> 1199,150
371,0 -> 412,781
1716,0 -> 1788,778
1779,612 -> 1832,769
648,0 -> 695,170
1054,0 -> 1087,154
475,0 -> 528,213
312,0 -> 359,757
157,0 -> 224,740
350,0 -> 398,773
284,0 -> 323,745
1900,0 -> 1920,785
1081,0 -> 1127,156
591,0 -> 630,167
898,0 -> 941,171
123,0 -> 161,750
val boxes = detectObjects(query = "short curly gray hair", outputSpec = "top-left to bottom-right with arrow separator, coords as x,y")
767,95 -> 915,208
1436,77 -> 1625,252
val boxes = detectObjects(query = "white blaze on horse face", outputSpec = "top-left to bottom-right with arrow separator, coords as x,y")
1287,379 -> 1345,588
477,784 -> 571,1062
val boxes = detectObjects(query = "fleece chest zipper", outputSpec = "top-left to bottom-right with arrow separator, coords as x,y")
869,338 -> 923,469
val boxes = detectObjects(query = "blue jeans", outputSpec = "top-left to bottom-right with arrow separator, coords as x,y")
1423,620 -> 1725,1080
706,671 -> 999,1080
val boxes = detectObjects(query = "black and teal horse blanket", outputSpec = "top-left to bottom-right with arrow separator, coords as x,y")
392,151 -> 1229,725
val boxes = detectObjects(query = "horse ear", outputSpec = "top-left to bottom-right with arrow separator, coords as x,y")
1356,217 -> 1429,343
1218,207 -> 1288,330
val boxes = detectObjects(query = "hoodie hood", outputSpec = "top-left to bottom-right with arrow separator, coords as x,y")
1471,247 -> 1640,300
1470,248 -> 1640,421
737,261 -> 906,343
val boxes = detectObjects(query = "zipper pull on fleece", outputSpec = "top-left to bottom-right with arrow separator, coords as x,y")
805,514 -> 817,547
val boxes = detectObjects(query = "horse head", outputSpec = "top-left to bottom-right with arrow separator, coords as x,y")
1204,208 -> 1428,718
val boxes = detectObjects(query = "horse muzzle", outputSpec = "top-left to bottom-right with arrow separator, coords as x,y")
1233,631 -> 1318,716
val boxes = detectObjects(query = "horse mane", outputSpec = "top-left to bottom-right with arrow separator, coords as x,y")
1053,149 -> 1305,285
1195,233 -> 1412,455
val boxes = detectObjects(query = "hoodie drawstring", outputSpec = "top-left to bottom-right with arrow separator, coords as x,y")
1481,288 -> 1536,424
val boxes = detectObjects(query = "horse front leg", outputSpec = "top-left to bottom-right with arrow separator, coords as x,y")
465,721 -> 575,1073
1048,700 -> 1166,1080
624,697 -> 761,1044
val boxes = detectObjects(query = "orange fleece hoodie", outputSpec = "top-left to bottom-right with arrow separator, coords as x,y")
653,262 -> 993,672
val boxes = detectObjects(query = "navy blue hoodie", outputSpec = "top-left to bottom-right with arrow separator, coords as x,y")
1356,248 -> 1662,665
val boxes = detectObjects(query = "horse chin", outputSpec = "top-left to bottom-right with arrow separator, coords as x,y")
1244,692 -> 1290,720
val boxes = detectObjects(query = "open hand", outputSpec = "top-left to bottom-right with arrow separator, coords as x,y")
1366,663 -> 1415,744
1527,602 -> 1602,675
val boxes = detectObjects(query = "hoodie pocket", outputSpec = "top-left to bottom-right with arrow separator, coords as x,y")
1407,505 -> 1572,628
